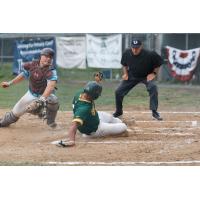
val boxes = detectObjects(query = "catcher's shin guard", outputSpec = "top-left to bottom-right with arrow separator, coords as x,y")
0,111 -> 19,127
46,95 -> 59,128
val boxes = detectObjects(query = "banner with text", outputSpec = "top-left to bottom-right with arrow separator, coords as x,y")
86,34 -> 122,68
56,37 -> 86,69
13,38 -> 56,75
166,46 -> 200,81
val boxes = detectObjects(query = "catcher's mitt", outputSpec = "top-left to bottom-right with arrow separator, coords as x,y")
26,99 -> 46,115
94,71 -> 103,83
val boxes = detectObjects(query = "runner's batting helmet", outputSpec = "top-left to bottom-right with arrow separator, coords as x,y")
84,81 -> 102,100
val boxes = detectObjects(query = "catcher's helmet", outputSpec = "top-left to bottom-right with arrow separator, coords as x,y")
40,48 -> 55,57
84,81 -> 102,100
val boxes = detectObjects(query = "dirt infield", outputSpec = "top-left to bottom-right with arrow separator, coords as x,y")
0,108 -> 200,166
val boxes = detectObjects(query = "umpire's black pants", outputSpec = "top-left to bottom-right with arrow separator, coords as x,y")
115,78 -> 158,113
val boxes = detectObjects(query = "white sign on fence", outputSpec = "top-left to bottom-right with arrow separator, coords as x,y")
56,37 -> 86,69
86,34 -> 122,68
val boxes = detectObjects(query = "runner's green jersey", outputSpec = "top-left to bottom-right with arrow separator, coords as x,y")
72,89 -> 99,134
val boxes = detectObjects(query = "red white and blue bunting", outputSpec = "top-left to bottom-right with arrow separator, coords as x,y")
166,46 -> 200,81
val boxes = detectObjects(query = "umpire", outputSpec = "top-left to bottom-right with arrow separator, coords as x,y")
113,39 -> 164,120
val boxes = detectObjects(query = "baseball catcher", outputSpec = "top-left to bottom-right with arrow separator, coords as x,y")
0,48 -> 59,128
53,81 -> 127,147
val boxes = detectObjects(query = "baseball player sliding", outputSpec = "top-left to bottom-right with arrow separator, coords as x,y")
54,72 -> 128,147
0,48 -> 59,128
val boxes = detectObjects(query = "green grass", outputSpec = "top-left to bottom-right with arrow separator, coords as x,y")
1,63 -> 200,111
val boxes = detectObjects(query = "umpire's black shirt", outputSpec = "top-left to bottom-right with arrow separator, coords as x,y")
121,48 -> 163,79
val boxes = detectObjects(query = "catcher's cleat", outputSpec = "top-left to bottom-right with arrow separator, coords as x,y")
152,111 -> 163,121
53,139 -> 75,147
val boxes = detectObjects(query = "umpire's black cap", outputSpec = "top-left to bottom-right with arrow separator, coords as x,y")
131,39 -> 142,48
40,48 -> 55,57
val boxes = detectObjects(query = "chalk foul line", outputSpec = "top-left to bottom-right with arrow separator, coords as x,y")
46,160 -> 200,166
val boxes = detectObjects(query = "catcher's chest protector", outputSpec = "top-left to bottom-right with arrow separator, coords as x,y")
24,61 -> 53,95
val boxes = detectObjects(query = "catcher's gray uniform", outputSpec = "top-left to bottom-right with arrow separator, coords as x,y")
0,49 -> 59,128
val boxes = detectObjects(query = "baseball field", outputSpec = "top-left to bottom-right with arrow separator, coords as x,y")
1,64 -> 200,166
